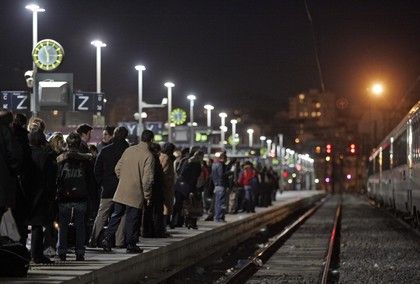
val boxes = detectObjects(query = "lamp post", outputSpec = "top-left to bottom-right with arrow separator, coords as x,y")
260,135 -> 266,148
230,119 -> 238,154
187,94 -> 196,149
26,3 -> 45,117
164,82 -> 175,142
91,40 -> 107,93
135,65 -> 146,137
267,139 -> 272,157
247,128 -> 254,147
219,112 -> 227,149
204,104 -> 214,154
369,82 -> 384,148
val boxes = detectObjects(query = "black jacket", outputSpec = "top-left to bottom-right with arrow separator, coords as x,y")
57,149 -> 95,203
175,160 -> 202,197
0,125 -> 21,208
27,146 -> 57,225
94,139 -> 129,199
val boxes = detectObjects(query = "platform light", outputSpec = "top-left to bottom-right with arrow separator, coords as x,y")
314,178 -> 320,184
292,173 -> 297,178
325,156 -> 331,162
287,179 -> 293,184
346,174 -> 352,180
325,177 -> 331,183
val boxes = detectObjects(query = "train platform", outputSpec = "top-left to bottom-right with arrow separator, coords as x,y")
2,190 -> 324,284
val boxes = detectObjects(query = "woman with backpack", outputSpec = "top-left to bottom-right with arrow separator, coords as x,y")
56,132 -> 94,261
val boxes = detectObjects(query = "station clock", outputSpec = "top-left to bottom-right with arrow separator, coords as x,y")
32,39 -> 65,71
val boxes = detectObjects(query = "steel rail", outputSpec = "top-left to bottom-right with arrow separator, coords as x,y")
224,196 -> 328,284
321,202 -> 342,284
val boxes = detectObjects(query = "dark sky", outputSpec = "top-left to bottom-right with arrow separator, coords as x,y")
1,0 -> 420,125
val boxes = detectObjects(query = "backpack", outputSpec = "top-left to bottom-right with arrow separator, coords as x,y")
57,158 -> 88,201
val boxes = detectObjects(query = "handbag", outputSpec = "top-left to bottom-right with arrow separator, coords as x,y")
0,208 -> 21,242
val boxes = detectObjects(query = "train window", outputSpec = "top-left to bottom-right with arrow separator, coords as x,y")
382,146 -> 391,171
393,130 -> 407,167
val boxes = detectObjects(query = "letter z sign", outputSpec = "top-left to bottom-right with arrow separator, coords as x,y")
75,93 -> 91,111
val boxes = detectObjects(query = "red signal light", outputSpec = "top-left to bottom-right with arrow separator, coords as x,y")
282,171 -> 289,178
326,144 -> 332,154
349,143 -> 356,154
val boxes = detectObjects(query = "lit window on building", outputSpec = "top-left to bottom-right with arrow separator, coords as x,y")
317,112 -> 322,117
298,94 -> 305,101
315,146 -> 321,154
304,112 -> 308,117
295,138 -> 300,144
315,102 -> 321,108
311,112 -> 316,117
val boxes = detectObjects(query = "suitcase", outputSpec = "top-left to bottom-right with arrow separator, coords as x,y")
0,236 -> 30,277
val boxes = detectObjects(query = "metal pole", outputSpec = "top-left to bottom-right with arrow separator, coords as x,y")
137,70 -> 143,137
189,99 -> 194,149
167,87 -> 172,142
206,106 -> 212,155
278,134 -> 284,192
96,46 -> 101,93
31,11 -> 38,117
221,116 -> 226,149
231,121 -> 237,154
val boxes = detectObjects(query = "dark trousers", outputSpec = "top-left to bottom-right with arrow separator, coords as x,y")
106,202 -> 140,247
57,202 -> 87,256
171,192 -> 186,227
31,225 -> 44,260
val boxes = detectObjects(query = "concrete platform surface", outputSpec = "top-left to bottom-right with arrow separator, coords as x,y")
1,190 -> 323,284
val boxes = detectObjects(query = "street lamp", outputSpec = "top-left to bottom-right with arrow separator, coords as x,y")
368,82 -> 385,147
187,94 -> 196,149
230,119 -> 238,154
135,65 -> 146,137
260,135 -> 266,147
204,104 -> 214,154
26,3 -> 45,117
219,112 -> 227,149
164,82 -> 175,142
267,139 -> 272,157
91,40 -> 107,93
247,128 -> 254,147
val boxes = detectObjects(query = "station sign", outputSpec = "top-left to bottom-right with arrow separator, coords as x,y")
74,92 -> 104,114
0,91 -> 30,112
145,122 -> 163,134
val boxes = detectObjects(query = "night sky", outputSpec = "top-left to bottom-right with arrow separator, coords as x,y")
1,0 -> 420,128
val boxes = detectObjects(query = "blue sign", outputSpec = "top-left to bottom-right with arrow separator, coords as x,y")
0,91 -> 30,112
145,122 -> 163,134
74,92 -> 104,113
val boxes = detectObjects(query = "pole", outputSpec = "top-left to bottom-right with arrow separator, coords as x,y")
31,10 -> 38,117
231,120 -> 237,154
96,46 -> 101,93
189,99 -> 194,149
167,86 -> 173,142
278,134 -> 284,192
137,70 -> 143,137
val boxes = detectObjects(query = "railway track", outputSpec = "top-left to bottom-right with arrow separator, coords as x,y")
223,195 -> 342,284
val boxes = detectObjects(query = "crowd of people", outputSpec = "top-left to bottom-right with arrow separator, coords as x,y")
0,109 -> 280,264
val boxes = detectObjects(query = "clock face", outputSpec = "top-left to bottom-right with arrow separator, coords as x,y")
32,39 -> 64,71
170,108 -> 187,125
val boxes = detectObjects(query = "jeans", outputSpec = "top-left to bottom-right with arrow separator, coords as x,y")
57,202 -> 87,256
214,186 -> 226,221
105,202 -> 140,247
244,185 -> 255,212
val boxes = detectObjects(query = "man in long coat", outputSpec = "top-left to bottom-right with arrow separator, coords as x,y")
101,130 -> 155,253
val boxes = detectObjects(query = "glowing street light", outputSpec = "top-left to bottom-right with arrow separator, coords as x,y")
266,139 -> 272,156
371,83 -> 384,96
135,65 -> 146,137
187,94 -> 197,149
26,3 -> 45,116
247,128 -> 254,147
219,112 -> 227,149
164,82 -> 175,142
260,135 -> 266,147
230,119 -> 238,153
204,104 -> 215,154
91,40 -> 107,93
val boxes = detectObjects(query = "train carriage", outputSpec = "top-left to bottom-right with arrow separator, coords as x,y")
367,101 -> 420,223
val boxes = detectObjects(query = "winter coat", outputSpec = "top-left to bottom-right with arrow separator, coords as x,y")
159,153 -> 175,215
97,140 -> 112,153
27,146 -> 57,225
94,140 -> 129,199
113,142 -> 155,209
211,160 -> 228,187
174,159 -> 202,197
56,150 -> 95,203
238,166 -> 256,186
0,125 -> 20,208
